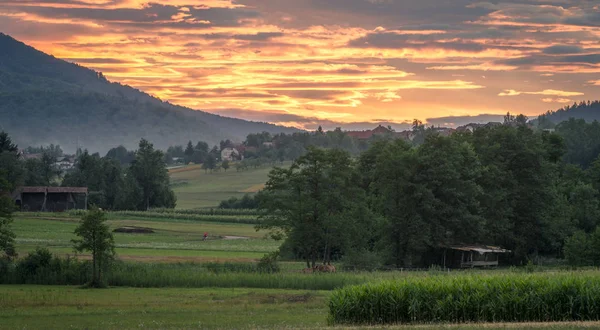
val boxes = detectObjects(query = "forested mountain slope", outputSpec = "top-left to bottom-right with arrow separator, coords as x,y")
0,33 -> 298,153
536,101 -> 600,127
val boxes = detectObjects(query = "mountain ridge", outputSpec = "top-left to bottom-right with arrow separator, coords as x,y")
0,33 -> 299,153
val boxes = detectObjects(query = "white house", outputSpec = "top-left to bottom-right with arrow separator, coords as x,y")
221,148 -> 241,161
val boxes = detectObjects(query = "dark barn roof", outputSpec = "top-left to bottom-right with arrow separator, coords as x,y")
47,187 -> 88,193
17,187 -> 88,194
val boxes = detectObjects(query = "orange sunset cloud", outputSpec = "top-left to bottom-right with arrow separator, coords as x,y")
1,0 -> 598,129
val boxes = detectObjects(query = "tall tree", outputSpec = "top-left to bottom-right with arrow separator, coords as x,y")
129,139 -> 174,210
369,140 -> 430,267
184,141 -> 194,158
258,147 -> 369,267
72,207 -> 115,287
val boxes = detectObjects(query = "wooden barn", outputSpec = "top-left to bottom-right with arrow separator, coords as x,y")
13,187 -> 88,212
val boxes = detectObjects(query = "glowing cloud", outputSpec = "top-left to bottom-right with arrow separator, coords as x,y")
0,0 -> 597,127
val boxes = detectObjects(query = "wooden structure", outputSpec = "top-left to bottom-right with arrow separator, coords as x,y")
13,187 -> 88,212
442,245 -> 511,268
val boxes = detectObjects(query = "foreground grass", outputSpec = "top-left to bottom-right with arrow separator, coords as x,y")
0,286 -> 328,329
1,286 -> 599,330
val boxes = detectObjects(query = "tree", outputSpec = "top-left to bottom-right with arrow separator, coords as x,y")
369,140 -> 430,267
258,147 -> 370,268
129,139 -> 175,210
184,141 -> 194,158
40,152 -> 59,186
222,159 -> 230,172
203,154 -> 217,173
105,146 -> 135,165
0,132 -> 18,153
72,207 -> 115,287
195,141 -> 209,153
0,132 -> 18,259
0,178 -> 17,260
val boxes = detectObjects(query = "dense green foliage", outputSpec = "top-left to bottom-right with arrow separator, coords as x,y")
218,194 -> 260,209
0,132 -> 19,259
0,250 -> 364,290
537,101 -> 600,128
329,273 -> 600,325
63,139 -> 176,210
258,120 -> 600,267
258,146 -> 376,268
0,33 -> 297,154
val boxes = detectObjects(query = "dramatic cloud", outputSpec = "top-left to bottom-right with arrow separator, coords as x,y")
498,89 -> 584,97
1,0 -> 597,128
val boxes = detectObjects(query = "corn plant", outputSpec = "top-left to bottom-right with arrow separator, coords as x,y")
328,272 -> 600,325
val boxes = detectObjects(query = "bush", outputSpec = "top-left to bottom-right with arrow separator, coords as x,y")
7,248 -> 90,285
257,250 -> 280,274
328,273 -> 600,325
203,262 -> 258,273
341,250 -> 383,272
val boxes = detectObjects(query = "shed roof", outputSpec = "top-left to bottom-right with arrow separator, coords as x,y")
47,187 -> 88,193
18,187 -> 88,194
21,186 -> 47,193
449,245 -> 511,254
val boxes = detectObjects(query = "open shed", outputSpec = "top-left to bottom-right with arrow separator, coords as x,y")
13,187 -> 88,212
442,245 -> 511,268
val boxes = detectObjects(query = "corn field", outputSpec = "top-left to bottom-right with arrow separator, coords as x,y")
150,208 -> 260,216
328,272 -> 600,325
108,211 -> 260,224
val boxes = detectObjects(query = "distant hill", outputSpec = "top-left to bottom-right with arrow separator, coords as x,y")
0,33 -> 299,153
536,101 -> 600,127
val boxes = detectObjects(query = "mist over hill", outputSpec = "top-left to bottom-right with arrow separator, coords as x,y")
0,33 -> 299,153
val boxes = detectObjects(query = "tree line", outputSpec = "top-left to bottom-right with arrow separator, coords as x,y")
257,119 -> 600,268
0,132 -> 175,211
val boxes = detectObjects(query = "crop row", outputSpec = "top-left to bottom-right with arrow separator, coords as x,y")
328,273 -> 600,325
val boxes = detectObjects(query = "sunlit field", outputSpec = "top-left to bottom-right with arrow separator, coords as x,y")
168,162 -> 289,209
12,212 -> 276,263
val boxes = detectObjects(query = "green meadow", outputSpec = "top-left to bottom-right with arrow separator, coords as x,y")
12,212 -> 277,263
2,286 -> 600,329
169,163 -> 288,209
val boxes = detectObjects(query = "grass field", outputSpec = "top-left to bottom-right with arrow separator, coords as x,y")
9,212 -> 600,329
12,212 -> 278,263
169,163 -> 288,209
2,286 -> 600,329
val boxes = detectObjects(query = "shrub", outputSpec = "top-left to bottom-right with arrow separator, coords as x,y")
8,248 -> 90,285
203,262 -> 258,273
257,250 -> 280,274
328,273 -> 600,325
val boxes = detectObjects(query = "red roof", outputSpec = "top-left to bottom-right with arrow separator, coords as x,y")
21,187 -> 47,193
347,131 -> 374,140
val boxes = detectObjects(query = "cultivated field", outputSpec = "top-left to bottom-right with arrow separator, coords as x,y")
6,212 -> 600,329
12,212 -> 277,263
169,163 -> 289,209
3,285 -> 600,329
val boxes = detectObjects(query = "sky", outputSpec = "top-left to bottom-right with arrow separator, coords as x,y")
1,0 -> 599,130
